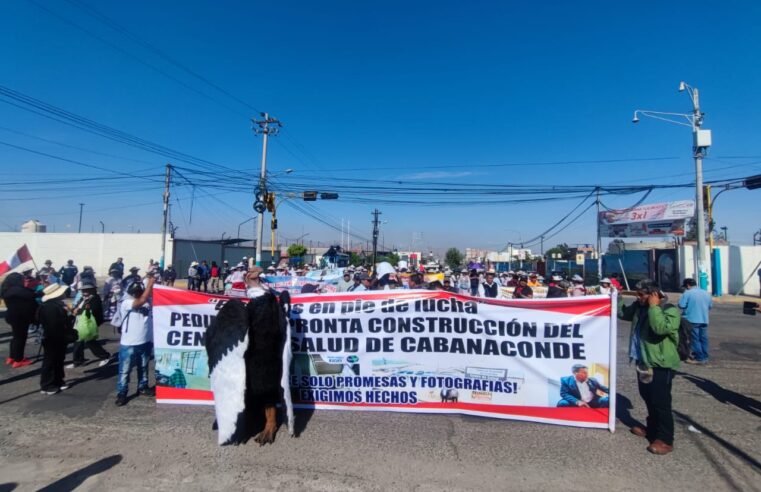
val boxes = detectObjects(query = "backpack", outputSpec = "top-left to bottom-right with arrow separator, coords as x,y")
663,303 -> 693,361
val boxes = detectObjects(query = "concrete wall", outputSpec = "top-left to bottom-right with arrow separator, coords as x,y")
0,232 -> 172,275
679,244 -> 761,295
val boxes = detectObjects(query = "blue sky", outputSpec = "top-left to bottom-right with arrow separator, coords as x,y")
2,1 -> 761,253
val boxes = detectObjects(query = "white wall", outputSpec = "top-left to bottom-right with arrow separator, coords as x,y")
0,232 -> 173,276
679,244 -> 761,295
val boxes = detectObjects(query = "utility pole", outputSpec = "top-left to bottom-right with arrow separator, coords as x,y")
160,164 -> 172,269
78,203 -> 84,233
596,187 -> 602,280
689,86 -> 711,291
371,209 -> 382,269
253,113 -> 281,266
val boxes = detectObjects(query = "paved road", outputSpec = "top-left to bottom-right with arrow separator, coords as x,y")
1,301 -> 760,491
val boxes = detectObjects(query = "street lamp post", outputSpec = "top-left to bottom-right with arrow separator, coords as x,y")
237,217 -> 255,242
633,81 -> 713,291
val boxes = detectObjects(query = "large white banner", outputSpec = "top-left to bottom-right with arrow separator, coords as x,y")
152,287 -> 617,431
598,200 -> 694,237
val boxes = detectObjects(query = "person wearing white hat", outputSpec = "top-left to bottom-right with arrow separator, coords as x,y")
570,274 -> 586,297
599,278 -> 614,295
187,261 -> 200,291
38,283 -> 73,394
547,275 -> 568,298
225,263 -> 248,298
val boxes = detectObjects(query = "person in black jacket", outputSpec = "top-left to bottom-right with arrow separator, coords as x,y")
1,272 -> 39,368
37,283 -> 73,394
67,282 -> 111,368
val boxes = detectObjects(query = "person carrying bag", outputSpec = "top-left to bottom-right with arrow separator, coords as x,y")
68,282 -> 112,369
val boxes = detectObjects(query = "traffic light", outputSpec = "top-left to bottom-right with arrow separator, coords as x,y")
320,192 -> 339,200
303,191 -> 318,201
745,174 -> 761,190
266,192 -> 276,212
271,218 -> 278,230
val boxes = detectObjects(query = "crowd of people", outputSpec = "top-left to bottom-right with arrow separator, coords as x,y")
330,263 -> 625,300
0,257 -> 161,405
0,254 -> 727,456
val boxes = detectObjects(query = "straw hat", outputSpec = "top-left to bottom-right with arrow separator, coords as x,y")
42,283 -> 68,302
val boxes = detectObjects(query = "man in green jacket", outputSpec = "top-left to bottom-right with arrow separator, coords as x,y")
619,280 -> 681,455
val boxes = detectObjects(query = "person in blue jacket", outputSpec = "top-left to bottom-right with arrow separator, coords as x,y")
557,364 -> 609,408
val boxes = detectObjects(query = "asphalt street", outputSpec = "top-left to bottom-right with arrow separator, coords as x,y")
1,299 -> 760,491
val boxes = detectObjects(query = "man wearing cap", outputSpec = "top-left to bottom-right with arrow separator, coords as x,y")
547,275 -> 568,298
337,271 -> 354,292
678,278 -> 712,365
187,262 -> 199,291
40,260 -> 56,277
162,264 -> 177,287
115,276 -> 157,406
38,283 -> 72,394
68,282 -> 111,368
103,268 -> 123,322
350,273 -> 372,291
478,271 -> 500,298
443,278 -> 458,293
122,267 -> 142,291
109,257 -> 125,279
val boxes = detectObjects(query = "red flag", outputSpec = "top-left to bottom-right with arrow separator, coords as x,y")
0,244 -> 34,276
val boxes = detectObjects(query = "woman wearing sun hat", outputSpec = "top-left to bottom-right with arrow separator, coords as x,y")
38,282 -> 73,394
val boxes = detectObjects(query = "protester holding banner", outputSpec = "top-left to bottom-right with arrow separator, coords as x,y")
1,272 -> 38,368
115,276 -> 156,406
478,271 -> 500,298
619,280 -> 680,455
512,275 -> 534,299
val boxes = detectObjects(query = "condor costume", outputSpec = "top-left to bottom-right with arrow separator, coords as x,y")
205,291 -> 294,445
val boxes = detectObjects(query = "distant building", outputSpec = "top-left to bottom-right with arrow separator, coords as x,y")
21,219 -> 46,233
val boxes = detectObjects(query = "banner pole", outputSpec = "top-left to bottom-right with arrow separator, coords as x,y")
608,290 -> 618,433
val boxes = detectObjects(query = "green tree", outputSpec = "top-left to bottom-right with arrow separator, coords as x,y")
444,248 -> 463,270
349,252 -> 363,267
377,252 -> 400,266
287,243 -> 308,258
545,243 -> 570,260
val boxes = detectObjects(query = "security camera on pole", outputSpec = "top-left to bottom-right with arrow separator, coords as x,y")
633,81 -> 713,291
252,113 -> 281,267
